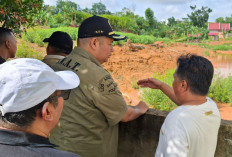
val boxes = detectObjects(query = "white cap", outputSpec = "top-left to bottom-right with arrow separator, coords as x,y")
0,58 -> 80,116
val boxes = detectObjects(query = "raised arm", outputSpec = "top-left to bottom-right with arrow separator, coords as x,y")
137,78 -> 181,105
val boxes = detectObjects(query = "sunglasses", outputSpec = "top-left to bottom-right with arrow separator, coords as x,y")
46,90 -> 71,102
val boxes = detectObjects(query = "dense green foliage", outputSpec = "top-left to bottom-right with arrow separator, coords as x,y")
22,27 -> 78,46
187,5 -> 212,27
208,75 -> 232,105
216,14 -> 232,25
3,0 -> 229,42
2,0 -> 213,41
145,8 -> 156,30
22,27 -> 172,46
0,0 -> 43,33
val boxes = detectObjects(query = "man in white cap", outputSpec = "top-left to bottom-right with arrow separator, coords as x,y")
0,58 -> 81,157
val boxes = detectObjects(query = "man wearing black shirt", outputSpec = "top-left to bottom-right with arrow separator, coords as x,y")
0,27 -> 17,64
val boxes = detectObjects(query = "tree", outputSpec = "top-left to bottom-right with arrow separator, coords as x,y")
91,2 -> 111,15
120,7 -> 135,17
0,0 -> 43,33
167,17 -> 177,26
56,0 -> 81,26
56,0 -> 80,13
187,5 -> 212,27
225,15 -> 232,25
145,8 -> 156,29
216,17 -> 225,23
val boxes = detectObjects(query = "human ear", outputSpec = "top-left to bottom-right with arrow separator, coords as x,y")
41,102 -> 53,121
181,80 -> 188,91
90,38 -> 99,50
5,40 -> 11,49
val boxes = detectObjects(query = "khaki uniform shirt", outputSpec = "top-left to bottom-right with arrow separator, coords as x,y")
42,55 -> 65,67
49,47 -> 128,157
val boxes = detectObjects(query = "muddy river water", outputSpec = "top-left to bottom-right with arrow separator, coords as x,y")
210,54 -> 232,77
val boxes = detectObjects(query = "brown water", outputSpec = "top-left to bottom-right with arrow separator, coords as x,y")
210,54 -> 232,77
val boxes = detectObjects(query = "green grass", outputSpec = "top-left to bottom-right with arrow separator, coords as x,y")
188,43 -> 232,52
140,69 -> 177,111
226,36 -> 232,41
22,26 -> 174,47
208,74 -> 232,105
212,44 -> 232,51
22,27 -> 78,47
16,39 -> 43,60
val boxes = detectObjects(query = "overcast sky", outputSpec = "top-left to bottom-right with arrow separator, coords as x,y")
44,0 -> 232,22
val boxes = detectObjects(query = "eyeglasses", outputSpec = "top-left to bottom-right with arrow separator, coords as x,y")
46,90 -> 71,102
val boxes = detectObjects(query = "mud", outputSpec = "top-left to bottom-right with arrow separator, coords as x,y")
103,41 -> 232,121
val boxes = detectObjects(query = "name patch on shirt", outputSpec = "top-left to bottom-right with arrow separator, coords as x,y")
98,75 -> 118,94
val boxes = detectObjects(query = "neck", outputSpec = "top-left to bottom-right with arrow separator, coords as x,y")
0,120 -> 50,138
181,95 -> 207,106
47,52 -> 67,56
0,50 -> 8,60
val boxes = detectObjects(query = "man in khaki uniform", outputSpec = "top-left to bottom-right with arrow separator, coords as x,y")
49,15 -> 149,157
43,31 -> 73,67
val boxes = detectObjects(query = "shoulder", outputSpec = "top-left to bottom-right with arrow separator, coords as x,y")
37,147 -> 81,157
163,107 -> 191,130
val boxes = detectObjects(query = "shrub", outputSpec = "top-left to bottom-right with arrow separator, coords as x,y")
23,27 -> 172,46
212,44 -> 232,51
208,74 -> 232,105
22,27 -> 78,47
16,39 -> 43,60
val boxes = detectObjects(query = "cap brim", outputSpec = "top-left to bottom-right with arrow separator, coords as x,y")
109,34 -> 127,41
43,38 -> 49,42
55,71 -> 80,90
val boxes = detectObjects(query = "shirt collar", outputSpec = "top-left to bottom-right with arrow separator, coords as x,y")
44,55 -> 65,60
72,47 -> 102,67
0,129 -> 56,147
0,56 -> 6,64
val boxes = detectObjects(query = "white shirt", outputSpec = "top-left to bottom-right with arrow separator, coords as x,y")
155,97 -> 221,157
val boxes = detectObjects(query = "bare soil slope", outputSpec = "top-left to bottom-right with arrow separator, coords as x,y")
20,39 -> 232,120
102,41 -> 232,120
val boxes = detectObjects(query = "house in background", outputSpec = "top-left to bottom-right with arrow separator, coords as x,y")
208,23 -> 232,40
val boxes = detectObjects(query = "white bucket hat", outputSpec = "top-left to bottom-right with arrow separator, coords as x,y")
0,58 -> 80,116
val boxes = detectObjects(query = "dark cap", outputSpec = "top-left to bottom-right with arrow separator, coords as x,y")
78,15 -> 126,41
43,31 -> 73,54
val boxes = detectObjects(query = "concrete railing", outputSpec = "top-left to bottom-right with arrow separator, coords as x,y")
118,109 -> 232,157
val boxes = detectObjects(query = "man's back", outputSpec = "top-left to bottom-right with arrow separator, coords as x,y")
155,97 -> 221,157
42,55 -> 65,67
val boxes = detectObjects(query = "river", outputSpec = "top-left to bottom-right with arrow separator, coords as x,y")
210,53 -> 232,77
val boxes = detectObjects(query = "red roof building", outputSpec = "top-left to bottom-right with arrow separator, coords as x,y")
208,23 -> 232,40
208,23 -> 221,31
